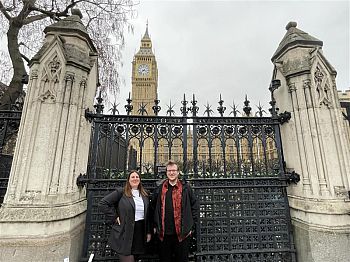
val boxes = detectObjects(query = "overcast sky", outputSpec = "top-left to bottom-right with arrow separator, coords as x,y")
115,0 -> 349,116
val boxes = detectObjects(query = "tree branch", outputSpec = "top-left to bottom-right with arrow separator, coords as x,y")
20,53 -> 30,63
23,13 -> 48,24
28,0 -> 83,19
0,1 -> 13,20
27,6 -> 61,19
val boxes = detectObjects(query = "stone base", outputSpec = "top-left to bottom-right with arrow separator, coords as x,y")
292,219 -> 350,262
0,216 -> 85,262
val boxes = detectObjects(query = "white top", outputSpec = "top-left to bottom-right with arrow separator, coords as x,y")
132,189 -> 144,221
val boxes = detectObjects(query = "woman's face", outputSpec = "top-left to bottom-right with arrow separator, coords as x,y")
129,172 -> 140,189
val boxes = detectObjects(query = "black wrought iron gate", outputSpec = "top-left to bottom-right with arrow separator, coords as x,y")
78,89 -> 297,262
0,110 -> 21,205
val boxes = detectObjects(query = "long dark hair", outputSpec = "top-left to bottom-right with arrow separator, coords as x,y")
123,170 -> 148,197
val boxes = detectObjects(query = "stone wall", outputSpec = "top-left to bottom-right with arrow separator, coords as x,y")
272,22 -> 350,262
0,11 -> 98,262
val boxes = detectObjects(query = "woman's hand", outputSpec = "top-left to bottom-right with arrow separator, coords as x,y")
115,217 -> 120,225
146,233 -> 152,242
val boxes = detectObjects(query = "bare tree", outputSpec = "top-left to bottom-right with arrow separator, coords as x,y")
0,0 -> 136,109
0,50 -> 13,84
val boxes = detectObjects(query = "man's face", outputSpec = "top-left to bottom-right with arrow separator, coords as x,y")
166,164 -> 179,183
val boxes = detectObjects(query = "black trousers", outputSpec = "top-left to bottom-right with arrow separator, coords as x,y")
159,234 -> 190,262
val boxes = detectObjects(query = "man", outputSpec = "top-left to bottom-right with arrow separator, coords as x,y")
152,160 -> 199,262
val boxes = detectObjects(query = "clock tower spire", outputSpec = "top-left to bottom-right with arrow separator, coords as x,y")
131,24 -> 158,115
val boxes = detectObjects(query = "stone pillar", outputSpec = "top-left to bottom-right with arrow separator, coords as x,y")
271,22 -> 350,261
0,10 -> 98,262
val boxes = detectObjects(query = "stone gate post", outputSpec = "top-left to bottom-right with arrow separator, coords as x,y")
0,10 -> 98,262
272,22 -> 350,261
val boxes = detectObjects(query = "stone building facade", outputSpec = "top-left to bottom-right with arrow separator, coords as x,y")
0,10 -> 98,262
272,21 -> 350,262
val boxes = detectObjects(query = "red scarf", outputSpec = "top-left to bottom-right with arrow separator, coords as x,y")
160,179 -> 183,241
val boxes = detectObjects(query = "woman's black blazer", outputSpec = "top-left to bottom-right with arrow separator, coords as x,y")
99,188 -> 150,255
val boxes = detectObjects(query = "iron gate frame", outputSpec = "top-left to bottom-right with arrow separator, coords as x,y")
78,84 -> 299,262
0,110 -> 22,205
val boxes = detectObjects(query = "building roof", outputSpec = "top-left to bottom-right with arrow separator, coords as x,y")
43,9 -> 96,53
44,9 -> 87,36
272,21 -> 323,61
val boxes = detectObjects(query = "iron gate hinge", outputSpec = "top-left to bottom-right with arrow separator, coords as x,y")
285,171 -> 301,185
278,111 -> 291,124
76,173 -> 88,187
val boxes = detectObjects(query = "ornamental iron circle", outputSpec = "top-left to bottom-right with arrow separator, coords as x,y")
145,126 -> 153,134
265,126 -> 273,135
116,125 -> 124,133
131,125 -> 139,134
159,126 -> 167,135
225,126 -> 234,135
101,124 -> 110,133
212,126 -> 220,135
198,126 -> 207,135
252,126 -> 260,135
239,126 -> 247,135
172,126 -> 182,135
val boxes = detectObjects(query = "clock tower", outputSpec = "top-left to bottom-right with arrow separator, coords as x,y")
131,24 -> 158,115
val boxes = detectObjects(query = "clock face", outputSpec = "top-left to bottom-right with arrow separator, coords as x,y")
138,64 -> 150,76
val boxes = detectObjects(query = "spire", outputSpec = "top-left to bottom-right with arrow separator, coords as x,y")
143,20 -> 150,39
137,22 -> 154,56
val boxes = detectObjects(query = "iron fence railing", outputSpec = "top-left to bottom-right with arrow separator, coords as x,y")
79,87 -> 298,262
79,82 -> 300,261
78,177 -> 296,262
0,110 -> 21,205
85,113 -> 285,180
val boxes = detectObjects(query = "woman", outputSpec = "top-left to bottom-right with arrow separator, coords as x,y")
99,171 -> 152,262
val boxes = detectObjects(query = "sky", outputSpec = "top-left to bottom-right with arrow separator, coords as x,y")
114,0 -> 349,116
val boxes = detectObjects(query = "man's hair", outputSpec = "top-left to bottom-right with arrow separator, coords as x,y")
166,160 -> 179,171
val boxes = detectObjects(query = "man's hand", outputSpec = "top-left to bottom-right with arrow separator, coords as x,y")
146,233 -> 152,242
115,217 -> 120,225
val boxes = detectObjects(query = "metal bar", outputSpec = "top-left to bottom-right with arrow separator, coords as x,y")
81,187 -> 94,257
183,122 -> 188,177
221,124 -> 227,177
89,122 -> 100,179
125,123 -> 129,173
208,124 -> 212,174
261,126 -> 268,176
274,123 -> 297,259
193,121 -> 198,177
154,124 -> 158,178
248,126 -> 255,175
235,125 -> 241,175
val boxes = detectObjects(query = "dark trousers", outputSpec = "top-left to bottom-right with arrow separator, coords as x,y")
159,234 -> 190,262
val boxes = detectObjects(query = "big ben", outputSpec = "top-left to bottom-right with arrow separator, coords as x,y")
128,25 -> 276,173
130,24 -> 159,171
131,24 -> 158,116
